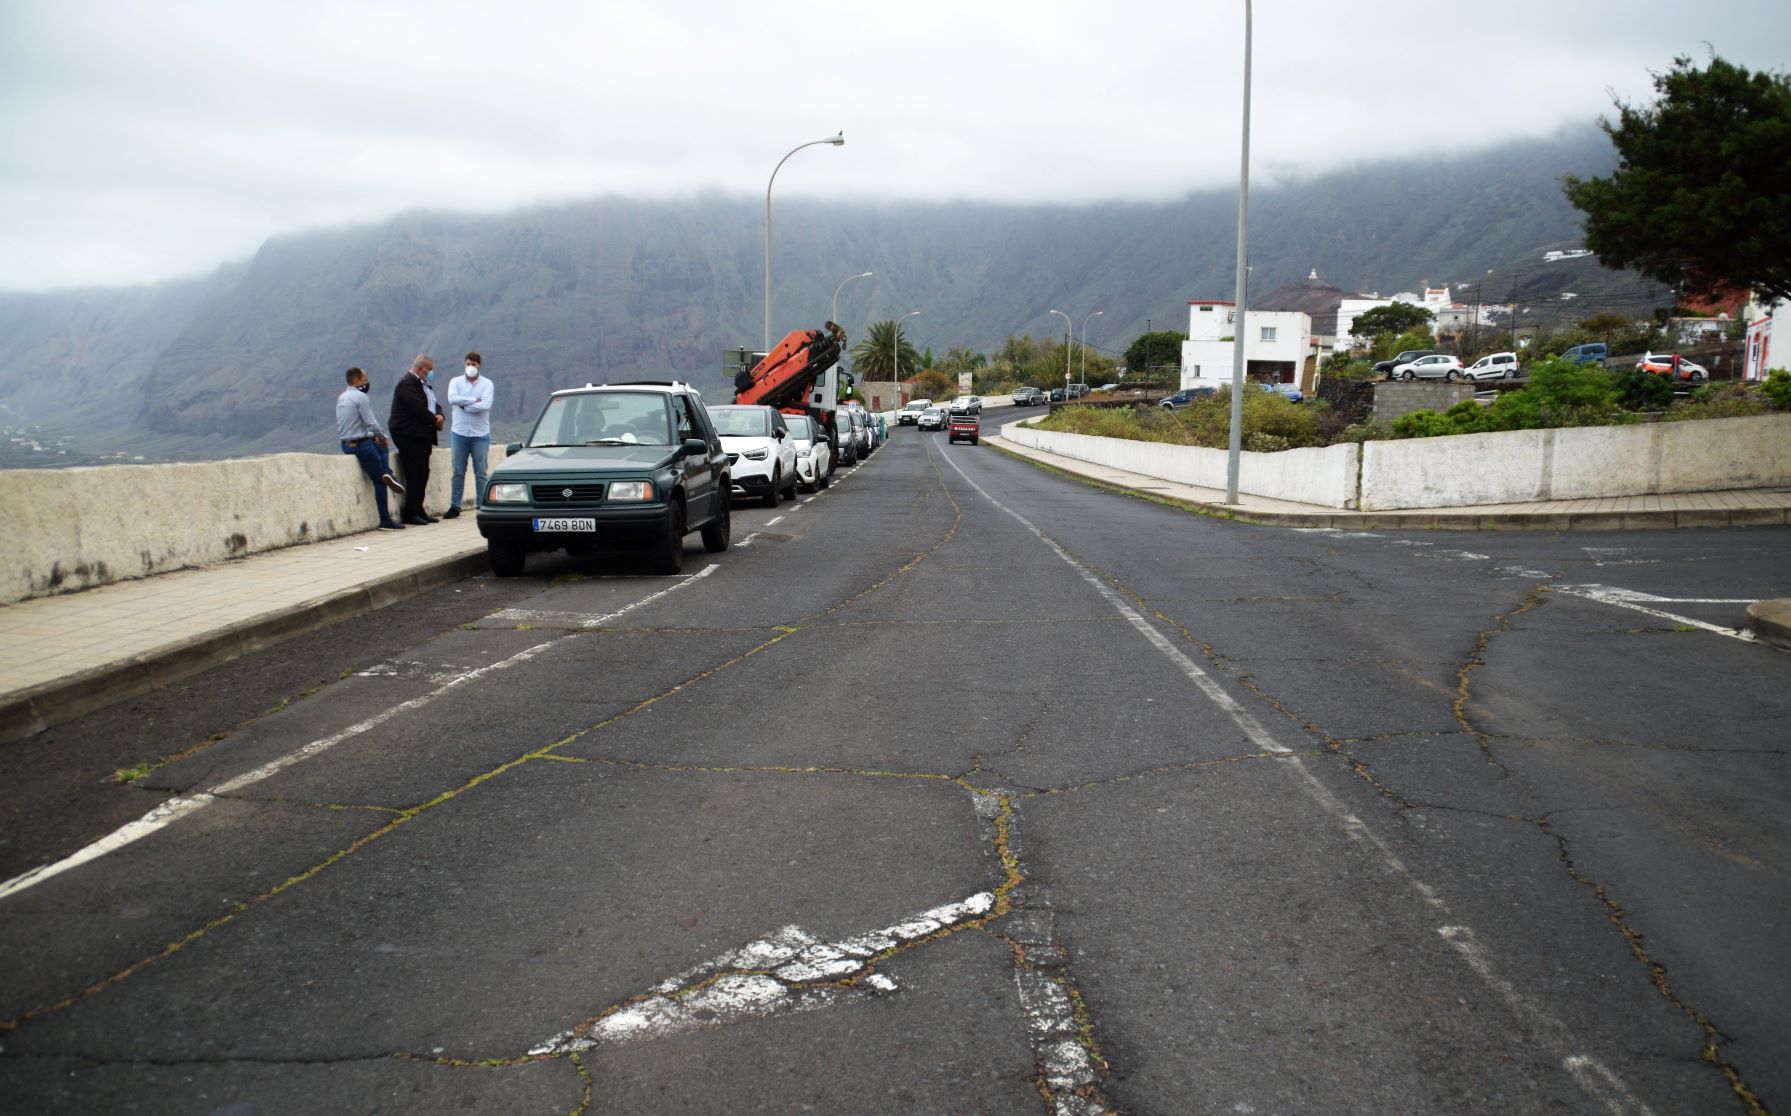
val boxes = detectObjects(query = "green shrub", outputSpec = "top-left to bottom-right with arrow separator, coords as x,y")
1034,389 -> 1325,451
1612,367 -> 1675,410
1763,369 -> 1791,409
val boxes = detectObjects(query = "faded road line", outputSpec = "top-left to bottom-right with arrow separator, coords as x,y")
1556,583 -> 1757,642
0,566 -> 719,903
938,444 -> 1658,1114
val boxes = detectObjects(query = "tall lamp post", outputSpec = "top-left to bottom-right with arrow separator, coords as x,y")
765,133 -> 845,352
1049,309 -> 1072,399
1224,1 -> 1252,505
832,270 -> 873,326
892,310 -> 920,412
1080,310 -> 1104,387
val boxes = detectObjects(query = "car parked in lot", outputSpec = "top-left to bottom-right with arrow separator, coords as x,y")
1373,349 -> 1438,378
1065,384 -> 1090,399
1260,382 -> 1303,402
1636,352 -> 1709,382
1010,386 -> 1047,406
1391,354 -> 1466,381
897,399 -> 932,425
832,413 -> 860,466
1048,387 -> 1066,403
710,404 -> 798,508
477,380 -> 730,577
1159,387 -> 1217,409
783,412 -> 832,493
845,409 -> 872,457
1562,342 -> 1609,366
1462,351 -> 1521,381
916,407 -> 947,431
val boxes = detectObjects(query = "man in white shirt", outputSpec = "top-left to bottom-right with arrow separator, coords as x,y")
444,351 -> 495,518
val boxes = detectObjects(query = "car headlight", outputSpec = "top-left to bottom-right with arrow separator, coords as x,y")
488,482 -> 529,504
608,480 -> 654,501
796,447 -> 812,458
742,448 -> 769,461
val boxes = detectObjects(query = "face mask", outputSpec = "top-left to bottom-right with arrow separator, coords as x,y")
425,370 -> 435,385
466,365 -> 479,379
358,382 -> 370,394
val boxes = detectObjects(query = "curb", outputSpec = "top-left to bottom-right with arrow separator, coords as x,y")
983,438 -> 1791,532
0,548 -> 490,743
1746,599 -> 1791,650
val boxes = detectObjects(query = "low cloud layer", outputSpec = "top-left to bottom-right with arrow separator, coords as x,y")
2,0 -> 1786,290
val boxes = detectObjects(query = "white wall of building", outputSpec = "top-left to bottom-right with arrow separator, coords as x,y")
1180,303 -> 1311,387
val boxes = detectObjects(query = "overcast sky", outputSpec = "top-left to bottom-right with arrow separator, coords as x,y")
2,0 -> 1786,291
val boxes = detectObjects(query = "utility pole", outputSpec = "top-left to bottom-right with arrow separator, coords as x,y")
1224,0 -> 1252,505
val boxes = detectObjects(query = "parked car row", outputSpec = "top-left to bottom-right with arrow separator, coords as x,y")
474,380 -> 890,578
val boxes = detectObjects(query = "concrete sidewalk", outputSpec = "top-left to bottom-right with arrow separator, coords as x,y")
986,434 -> 1791,531
0,519 -> 488,742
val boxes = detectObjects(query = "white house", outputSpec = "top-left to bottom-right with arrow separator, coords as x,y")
1181,300 -> 1312,389
1744,296 -> 1785,381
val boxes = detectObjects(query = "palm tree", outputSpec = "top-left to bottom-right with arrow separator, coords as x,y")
851,320 -> 921,382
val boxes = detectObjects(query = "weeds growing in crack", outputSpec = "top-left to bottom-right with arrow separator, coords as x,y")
1538,818 -> 1769,1115
1451,584 -> 1547,776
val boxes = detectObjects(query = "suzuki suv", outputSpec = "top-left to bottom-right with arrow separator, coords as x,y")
476,381 -> 730,577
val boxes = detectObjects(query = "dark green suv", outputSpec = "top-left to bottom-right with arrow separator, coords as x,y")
475,381 -> 731,576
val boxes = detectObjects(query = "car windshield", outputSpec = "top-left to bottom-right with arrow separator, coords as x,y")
784,416 -> 813,441
709,407 -> 772,437
529,391 -> 672,447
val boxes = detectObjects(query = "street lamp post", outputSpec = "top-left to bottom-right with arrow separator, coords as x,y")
892,310 -> 920,413
1080,310 -> 1104,387
765,133 -> 845,352
1224,1 -> 1252,505
832,271 -> 873,327
1049,310 -> 1072,400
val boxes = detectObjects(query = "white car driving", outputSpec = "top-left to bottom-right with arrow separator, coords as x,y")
898,398 -> 933,425
709,404 -> 798,508
784,412 -> 833,493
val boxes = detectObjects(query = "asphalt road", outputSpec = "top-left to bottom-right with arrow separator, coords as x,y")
2,416 -> 1787,1115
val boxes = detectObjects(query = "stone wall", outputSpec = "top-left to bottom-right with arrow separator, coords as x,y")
0,445 -> 498,605
1372,382 -> 1476,424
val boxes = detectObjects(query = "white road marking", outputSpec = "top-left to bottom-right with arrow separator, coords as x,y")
0,566 -> 720,903
531,892 -> 995,1054
734,532 -> 761,548
1555,583 -> 1756,642
937,446 -> 1654,1112
765,515 -> 784,527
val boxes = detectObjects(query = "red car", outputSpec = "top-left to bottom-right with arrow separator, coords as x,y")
1635,352 -> 1708,382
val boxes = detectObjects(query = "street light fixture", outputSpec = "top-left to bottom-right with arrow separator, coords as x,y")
892,310 -> 920,412
1080,310 -> 1104,387
832,271 -> 873,327
1224,2 -> 1252,505
1049,309 -> 1072,398
765,133 -> 845,351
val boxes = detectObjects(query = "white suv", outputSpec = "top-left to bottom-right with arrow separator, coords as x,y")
709,404 -> 799,508
784,412 -> 833,493
898,398 -> 932,425
1463,352 -> 1520,382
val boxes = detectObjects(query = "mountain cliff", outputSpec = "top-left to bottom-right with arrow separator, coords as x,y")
0,125 -> 1628,462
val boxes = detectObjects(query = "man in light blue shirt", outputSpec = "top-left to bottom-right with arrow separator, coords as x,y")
335,366 -> 405,530
444,351 -> 495,518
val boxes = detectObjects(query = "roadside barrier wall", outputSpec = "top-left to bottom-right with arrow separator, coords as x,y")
1001,424 -> 1361,509
0,445 -> 499,605
1358,413 -> 1791,510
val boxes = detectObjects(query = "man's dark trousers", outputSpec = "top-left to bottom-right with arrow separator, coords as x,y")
393,437 -> 433,520
342,439 -> 394,523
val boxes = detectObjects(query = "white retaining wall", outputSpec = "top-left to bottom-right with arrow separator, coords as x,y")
0,445 -> 497,604
1359,413 -> 1791,510
1002,423 -> 1361,509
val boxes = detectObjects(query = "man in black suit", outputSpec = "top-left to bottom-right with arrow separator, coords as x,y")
388,355 -> 444,525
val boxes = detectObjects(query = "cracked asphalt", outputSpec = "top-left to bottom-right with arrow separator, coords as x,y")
1,411 -> 1787,1114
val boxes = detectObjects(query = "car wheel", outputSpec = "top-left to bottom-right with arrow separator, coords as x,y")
653,500 -> 686,574
1401,370 -> 1415,381
487,539 -> 525,578
700,488 -> 730,553
1445,370 -> 1460,382
1690,370 -> 1706,382
785,469 -> 799,499
763,471 -> 781,508
818,463 -> 831,489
